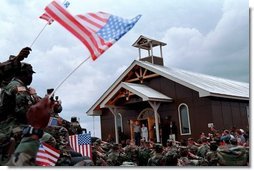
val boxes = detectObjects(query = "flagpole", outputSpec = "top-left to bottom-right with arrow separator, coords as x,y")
30,23 -> 49,48
49,56 -> 91,98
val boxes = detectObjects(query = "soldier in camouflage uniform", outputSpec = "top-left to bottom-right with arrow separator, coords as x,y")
1,63 -> 36,122
217,138 -> 248,166
92,142 -> 108,166
205,141 -> 219,166
0,47 -> 32,124
178,146 -> 196,166
7,134 -> 41,166
0,62 -> 38,165
197,137 -> 210,158
162,140 -> 180,166
187,138 -> 199,155
163,149 -> 179,166
107,143 -> 128,166
123,140 -> 139,164
147,143 -> 165,166
44,125 -> 73,166
7,97 -> 53,166
95,139 -> 106,153
137,140 -> 152,166
40,132 -> 57,148
68,117 -> 85,135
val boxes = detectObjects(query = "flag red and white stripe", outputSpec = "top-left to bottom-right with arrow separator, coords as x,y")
69,134 -> 92,158
35,142 -> 60,166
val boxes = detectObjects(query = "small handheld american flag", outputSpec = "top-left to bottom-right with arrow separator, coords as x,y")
35,142 -> 60,166
69,133 -> 92,159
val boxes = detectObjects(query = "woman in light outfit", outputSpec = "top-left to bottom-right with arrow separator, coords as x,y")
141,124 -> 148,142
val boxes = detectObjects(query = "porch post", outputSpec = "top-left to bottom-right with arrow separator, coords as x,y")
108,107 -> 119,144
118,113 -> 123,132
148,101 -> 161,143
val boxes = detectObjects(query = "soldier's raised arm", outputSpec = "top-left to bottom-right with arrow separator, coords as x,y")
0,47 -> 32,87
14,47 -> 32,62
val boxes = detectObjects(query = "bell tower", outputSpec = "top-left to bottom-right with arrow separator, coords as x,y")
132,35 -> 166,66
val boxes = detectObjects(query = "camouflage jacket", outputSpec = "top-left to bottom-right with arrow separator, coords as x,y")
0,58 -> 21,88
217,144 -> 248,166
107,151 -> 126,166
197,144 -> 210,158
0,79 -> 37,124
205,151 -> 218,166
7,137 -> 40,166
147,153 -> 165,166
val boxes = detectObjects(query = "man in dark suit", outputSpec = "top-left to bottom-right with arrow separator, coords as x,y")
169,121 -> 177,141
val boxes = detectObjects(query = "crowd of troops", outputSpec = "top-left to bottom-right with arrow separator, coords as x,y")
91,126 -> 249,166
0,47 -> 250,166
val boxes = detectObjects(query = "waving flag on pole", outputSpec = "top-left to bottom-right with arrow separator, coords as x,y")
69,133 -> 92,159
44,0 -> 141,60
39,0 -> 70,25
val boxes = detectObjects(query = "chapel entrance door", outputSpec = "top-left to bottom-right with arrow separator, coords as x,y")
147,117 -> 155,142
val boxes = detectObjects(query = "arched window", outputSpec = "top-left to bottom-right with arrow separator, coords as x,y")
138,108 -> 160,122
178,103 -> 191,135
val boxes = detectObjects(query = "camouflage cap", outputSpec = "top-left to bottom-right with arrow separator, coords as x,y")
154,143 -> 163,148
40,132 -> 57,147
93,142 -> 99,146
112,143 -> 119,150
154,143 -> 163,152
40,132 -> 52,142
167,139 -> 173,143
95,138 -> 102,144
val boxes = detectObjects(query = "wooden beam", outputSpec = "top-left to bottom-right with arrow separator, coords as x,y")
143,69 -> 147,77
126,73 -> 159,82
108,93 -> 125,105
143,73 -> 159,79
135,71 -> 140,78
108,91 -> 134,105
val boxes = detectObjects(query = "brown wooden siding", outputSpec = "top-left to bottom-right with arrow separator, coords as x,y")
211,98 -> 249,132
100,109 -> 115,141
211,101 -> 224,130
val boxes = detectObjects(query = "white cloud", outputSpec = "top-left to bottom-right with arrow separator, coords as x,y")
162,0 -> 249,82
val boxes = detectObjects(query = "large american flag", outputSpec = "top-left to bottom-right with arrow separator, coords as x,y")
69,133 -> 92,158
35,142 -> 60,166
44,0 -> 141,60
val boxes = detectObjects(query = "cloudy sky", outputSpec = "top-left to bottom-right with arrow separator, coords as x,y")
0,0 -> 249,138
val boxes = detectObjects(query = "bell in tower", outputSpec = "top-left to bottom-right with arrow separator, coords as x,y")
132,35 -> 166,66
